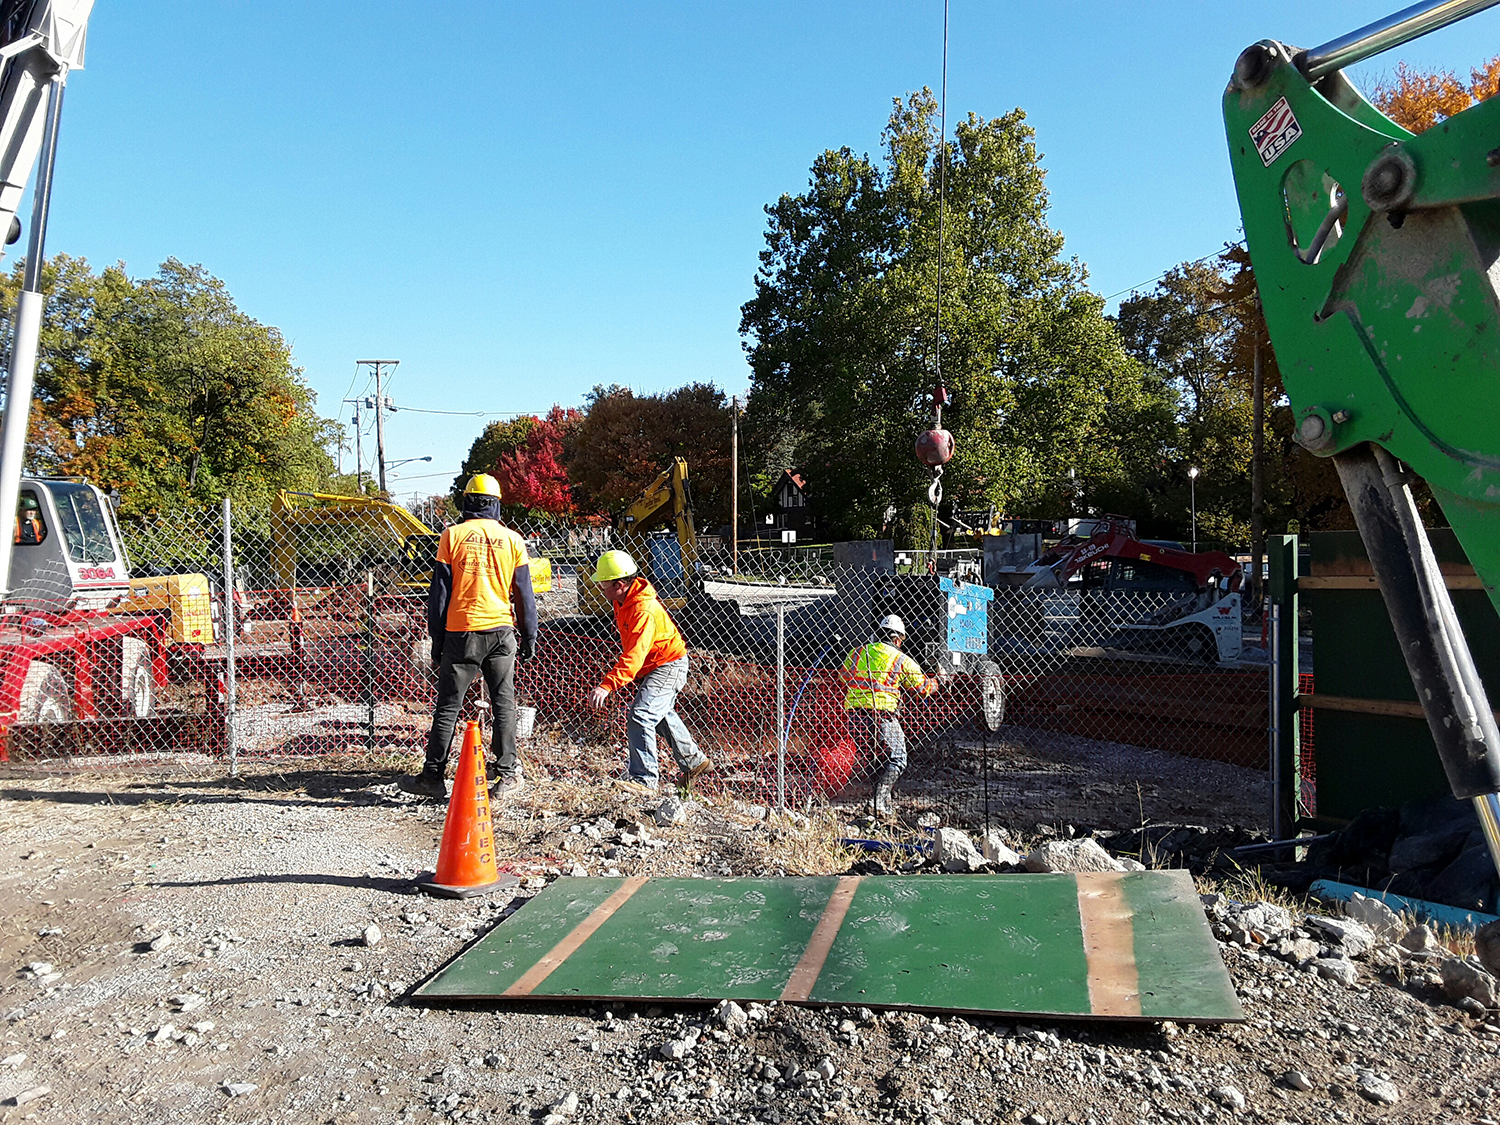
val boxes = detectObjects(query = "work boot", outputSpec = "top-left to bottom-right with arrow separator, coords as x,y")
397,766 -> 447,800
682,758 -> 715,791
872,765 -> 903,818
489,770 -> 526,799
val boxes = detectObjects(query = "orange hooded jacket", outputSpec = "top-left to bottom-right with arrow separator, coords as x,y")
601,577 -> 687,693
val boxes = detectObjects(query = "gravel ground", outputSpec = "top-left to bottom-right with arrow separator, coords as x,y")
2,739 -> 1499,1125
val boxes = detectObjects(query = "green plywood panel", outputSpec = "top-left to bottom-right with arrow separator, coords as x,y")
1123,870 -> 1242,1020
416,878 -> 623,998
1306,530 -> 1500,822
541,877 -> 836,999
807,875 -> 1091,1015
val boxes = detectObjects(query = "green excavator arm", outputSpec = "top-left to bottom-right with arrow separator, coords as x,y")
1224,35 -> 1500,603
1222,1 -> 1500,840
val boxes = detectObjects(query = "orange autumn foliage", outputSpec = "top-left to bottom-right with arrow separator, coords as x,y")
1371,56 -> 1500,133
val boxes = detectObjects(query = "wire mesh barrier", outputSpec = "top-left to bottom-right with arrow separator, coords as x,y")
0,497 -> 1272,832
1298,671 -> 1316,819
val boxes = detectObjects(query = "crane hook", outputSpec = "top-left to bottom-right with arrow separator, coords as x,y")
927,467 -> 943,507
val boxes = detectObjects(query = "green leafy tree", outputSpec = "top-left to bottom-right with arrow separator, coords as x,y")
4,254 -> 337,515
1114,258 -> 1254,543
1113,247 -> 1355,547
740,90 -> 1162,538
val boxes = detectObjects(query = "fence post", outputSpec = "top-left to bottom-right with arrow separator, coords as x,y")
364,570 -> 377,751
1268,533 -> 1300,838
222,497 -> 238,777
776,602 -> 786,812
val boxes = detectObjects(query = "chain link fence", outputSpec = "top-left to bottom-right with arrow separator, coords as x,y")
0,496 -> 1272,832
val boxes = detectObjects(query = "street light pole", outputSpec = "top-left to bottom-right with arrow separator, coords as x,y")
731,395 -> 740,575
343,398 -> 365,493
386,456 -> 431,473
1187,466 -> 1200,553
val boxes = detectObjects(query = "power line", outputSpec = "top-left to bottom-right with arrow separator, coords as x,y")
1102,241 -> 1247,303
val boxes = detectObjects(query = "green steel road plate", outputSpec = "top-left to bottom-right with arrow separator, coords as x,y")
807,873 -> 1090,1013
415,871 -> 1242,1023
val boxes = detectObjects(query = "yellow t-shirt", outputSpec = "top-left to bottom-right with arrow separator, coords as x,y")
437,519 -> 529,632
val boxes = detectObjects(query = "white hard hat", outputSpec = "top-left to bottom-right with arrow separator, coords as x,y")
877,614 -> 907,636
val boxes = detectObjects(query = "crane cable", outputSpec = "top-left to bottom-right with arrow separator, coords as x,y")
925,0 -> 951,569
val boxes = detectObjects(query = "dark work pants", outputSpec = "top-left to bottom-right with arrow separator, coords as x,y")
424,628 -> 518,777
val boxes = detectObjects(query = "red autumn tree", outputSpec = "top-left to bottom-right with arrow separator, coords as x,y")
454,405 -> 584,519
565,383 -> 732,527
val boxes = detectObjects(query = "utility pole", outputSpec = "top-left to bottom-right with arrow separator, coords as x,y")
356,359 -> 399,493
731,396 -> 740,575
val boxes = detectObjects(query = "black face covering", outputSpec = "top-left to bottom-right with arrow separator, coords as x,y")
461,493 -> 503,522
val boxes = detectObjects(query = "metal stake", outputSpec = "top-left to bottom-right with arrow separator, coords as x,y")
983,730 -> 990,837
1268,597 -> 1283,839
222,497 -> 238,777
776,603 -> 786,812
365,570 -> 377,750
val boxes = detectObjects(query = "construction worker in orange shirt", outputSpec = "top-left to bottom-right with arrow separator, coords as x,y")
398,473 -> 537,800
587,549 -> 712,794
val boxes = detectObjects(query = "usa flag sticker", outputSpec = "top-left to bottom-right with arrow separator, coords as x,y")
1250,97 -> 1302,166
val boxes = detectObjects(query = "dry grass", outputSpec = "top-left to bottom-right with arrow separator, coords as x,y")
1196,859 -> 1317,915
757,806 -> 858,875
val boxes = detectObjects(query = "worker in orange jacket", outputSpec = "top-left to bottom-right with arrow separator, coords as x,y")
587,549 -> 712,793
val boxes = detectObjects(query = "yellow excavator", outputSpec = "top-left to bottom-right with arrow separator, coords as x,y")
269,490 -> 552,599
578,457 -> 697,613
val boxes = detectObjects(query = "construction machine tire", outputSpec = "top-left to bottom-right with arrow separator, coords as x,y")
1182,624 -> 1218,665
19,662 -> 73,724
120,638 -> 155,718
978,659 -> 1005,731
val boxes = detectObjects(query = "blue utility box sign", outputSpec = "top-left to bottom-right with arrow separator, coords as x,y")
938,577 -> 993,654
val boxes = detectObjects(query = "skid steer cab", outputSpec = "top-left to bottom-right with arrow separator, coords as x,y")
0,478 -> 167,734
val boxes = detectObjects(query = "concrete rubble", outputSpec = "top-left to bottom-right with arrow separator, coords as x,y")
4,763 -> 1500,1124
933,827 -> 985,873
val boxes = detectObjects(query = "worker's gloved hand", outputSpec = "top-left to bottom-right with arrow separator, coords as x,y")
517,636 -> 536,661
430,636 -> 445,667
588,686 -> 610,710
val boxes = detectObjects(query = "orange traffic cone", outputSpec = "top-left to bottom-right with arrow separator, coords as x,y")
418,721 -> 510,898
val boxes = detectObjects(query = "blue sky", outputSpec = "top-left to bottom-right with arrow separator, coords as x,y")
36,2 -> 1500,500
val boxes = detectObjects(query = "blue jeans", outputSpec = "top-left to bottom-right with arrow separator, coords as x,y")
845,708 -> 907,771
626,657 -> 705,789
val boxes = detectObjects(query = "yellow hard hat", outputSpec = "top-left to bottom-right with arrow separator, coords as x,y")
591,549 -> 639,583
464,473 -> 502,498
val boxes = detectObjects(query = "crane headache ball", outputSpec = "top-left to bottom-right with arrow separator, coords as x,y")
915,428 -> 954,468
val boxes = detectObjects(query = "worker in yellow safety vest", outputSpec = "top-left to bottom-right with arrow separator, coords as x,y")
842,614 -> 940,816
